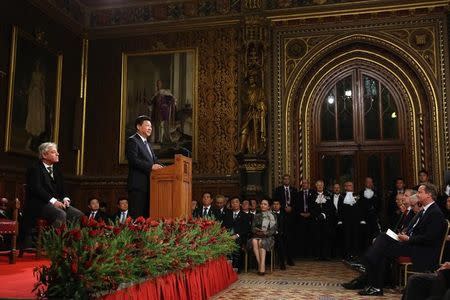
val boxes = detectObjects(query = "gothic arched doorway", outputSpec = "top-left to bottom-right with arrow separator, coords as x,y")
312,66 -> 408,193
286,38 -> 438,212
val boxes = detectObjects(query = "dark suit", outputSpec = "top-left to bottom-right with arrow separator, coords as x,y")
0,209 -> 10,219
22,161 -> 83,248
223,210 -> 250,270
403,269 -> 450,300
295,188 -> 315,257
273,210 -> 288,267
85,210 -> 109,222
365,202 -> 447,289
273,185 -> 298,261
273,185 -> 298,210
309,191 -> 335,259
24,161 -> 83,226
331,193 -> 344,258
126,133 -> 158,218
114,210 -> 134,224
193,206 -> 220,219
394,209 -> 416,233
216,208 -> 228,222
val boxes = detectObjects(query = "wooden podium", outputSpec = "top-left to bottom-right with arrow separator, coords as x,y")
149,154 -> 192,218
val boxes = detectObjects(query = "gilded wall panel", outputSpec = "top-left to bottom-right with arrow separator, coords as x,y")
196,28 -> 239,176
384,27 -> 437,76
272,15 -> 449,189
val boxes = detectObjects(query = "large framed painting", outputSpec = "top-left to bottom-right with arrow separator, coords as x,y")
5,26 -> 63,156
119,49 -> 198,164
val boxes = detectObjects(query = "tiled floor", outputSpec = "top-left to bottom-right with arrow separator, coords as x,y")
212,260 -> 402,300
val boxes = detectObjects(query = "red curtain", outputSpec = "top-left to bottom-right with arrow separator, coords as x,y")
102,256 -> 237,300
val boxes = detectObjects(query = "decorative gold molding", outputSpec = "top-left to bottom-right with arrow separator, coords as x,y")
273,17 -> 446,188
266,0 -> 450,22
76,38 -> 89,176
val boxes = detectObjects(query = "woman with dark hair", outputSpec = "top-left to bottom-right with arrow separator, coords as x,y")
248,198 -> 277,275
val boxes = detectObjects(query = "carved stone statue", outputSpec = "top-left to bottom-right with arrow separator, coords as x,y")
238,69 -> 267,155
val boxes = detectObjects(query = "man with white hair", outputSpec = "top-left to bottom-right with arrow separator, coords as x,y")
24,142 -> 83,230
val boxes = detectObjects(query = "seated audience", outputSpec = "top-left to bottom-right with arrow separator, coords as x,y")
214,194 -> 227,221
114,198 -> 133,224
241,199 -> 254,225
191,199 -> 198,214
387,178 -> 406,229
99,201 -> 108,214
24,142 -> 83,229
345,183 -> 447,296
403,261 -> 450,300
249,199 -> 258,215
395,192 -> 418,233
272,199 -> 287,269
309,180 -> 334,261
85,197 -> 109,222
222,197 -> 250,272
193,192 -> 219,219
0,197 -> 10,219
248,198 -> 277,275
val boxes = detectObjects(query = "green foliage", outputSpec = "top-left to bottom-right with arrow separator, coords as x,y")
34,216 -> 236,299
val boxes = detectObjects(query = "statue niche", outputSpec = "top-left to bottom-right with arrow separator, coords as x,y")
238,68 -> 267,156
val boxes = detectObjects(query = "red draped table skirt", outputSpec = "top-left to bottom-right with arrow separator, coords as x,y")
102,256 -> 237,300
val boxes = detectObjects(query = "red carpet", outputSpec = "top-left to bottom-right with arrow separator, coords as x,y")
0,253 -> 49,299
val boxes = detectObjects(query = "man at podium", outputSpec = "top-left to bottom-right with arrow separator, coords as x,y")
126,115 -> 163,218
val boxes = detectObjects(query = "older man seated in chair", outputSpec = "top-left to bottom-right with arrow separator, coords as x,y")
21,143 -> 84,248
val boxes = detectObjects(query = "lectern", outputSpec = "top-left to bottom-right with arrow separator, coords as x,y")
150,154 -> 192,218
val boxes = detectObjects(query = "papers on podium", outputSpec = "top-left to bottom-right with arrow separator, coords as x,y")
386,229 -> 400,241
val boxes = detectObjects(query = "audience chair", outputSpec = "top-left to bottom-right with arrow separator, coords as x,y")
0,198 -> 20,264
398,220 -> 450,287
18,184 -> 48,259
244,246 -> 275,273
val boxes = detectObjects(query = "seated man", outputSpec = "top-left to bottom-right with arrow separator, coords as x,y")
403,261 -> 450,300
114,198 -> 133,224
193,192 -> 219,219
222,197 -> 250,272
214,194 -> 227,221
85,197 -> 109,222
394,191 -> 417,234
0,197 -> 10,219
347,183 -> 446,296
24,142 -> 83,229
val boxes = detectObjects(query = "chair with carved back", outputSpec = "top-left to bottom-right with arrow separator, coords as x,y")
0,198 -> 20,263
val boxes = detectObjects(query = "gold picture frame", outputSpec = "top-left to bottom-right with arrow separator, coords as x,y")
5,26 -> 63,156
119,48 -> 198,164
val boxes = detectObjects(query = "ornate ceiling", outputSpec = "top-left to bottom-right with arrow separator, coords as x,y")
29,0 -> 450,37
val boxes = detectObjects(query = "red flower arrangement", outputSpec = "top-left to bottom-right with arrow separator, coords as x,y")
34,217 -> 236,299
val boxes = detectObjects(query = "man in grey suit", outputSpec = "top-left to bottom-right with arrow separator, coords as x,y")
126,115 -> 163,218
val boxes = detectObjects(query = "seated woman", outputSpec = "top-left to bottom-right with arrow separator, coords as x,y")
248,198 -> 277,275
